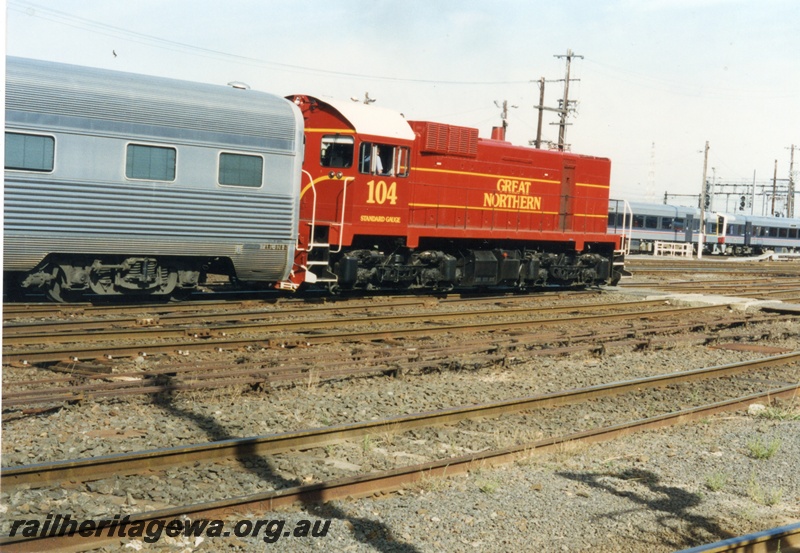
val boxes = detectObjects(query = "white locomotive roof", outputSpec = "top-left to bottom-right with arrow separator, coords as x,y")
316,96 -> 416,141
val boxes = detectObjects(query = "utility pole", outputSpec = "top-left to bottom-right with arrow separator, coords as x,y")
493,100 -> 517,140
534,77 -> 545,149
553,49 -> 582,151
647,142 -> 656,202
709,167 -> 716,212
532,49 -> 582,151
772,159 -> 778,216
788,144 -> 796,218
698,141 -> 709,259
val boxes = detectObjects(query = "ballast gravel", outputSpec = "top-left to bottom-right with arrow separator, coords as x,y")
2,289 -> 800,552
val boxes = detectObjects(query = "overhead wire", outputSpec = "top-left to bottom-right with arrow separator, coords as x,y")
8,0 -> 531,86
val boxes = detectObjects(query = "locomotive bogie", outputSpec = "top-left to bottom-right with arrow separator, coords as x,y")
326,238 -> 615,292
334,248 -> 457,291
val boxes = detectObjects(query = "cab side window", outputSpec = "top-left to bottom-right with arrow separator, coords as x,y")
359,142 -> 409,177
320,135 -> 353,168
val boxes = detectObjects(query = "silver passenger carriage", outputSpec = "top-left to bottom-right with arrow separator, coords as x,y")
608,201 -> 701,254
4,57 -> 304,301
608,200 -> 800,256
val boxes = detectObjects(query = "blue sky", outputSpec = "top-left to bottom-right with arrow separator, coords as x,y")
6,0 -> 799,212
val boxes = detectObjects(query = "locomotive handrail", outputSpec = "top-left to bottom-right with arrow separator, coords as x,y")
330,177 -> 354,254
298,170 -> 317,253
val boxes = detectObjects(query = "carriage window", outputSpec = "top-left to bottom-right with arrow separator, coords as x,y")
779,227 -> 788,238
5,132 -> 55,172
632,215 -> 644,228
644,216 -> 658,229
126,144 -> 176,181
661,217 -> 674,230
673,218 -> 685,232
219,153 -> 263,187
607,213 -> 618,226
769,227 -> 778,237
320,135 -> 353,168
790,228 -> 798,239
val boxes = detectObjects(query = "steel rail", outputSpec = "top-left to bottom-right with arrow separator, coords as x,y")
674,521 -> 800,553
1,299 -> 286,321
625,266 -> 800,276
2,298 -> 434,337
1,289 -> 593,321
2,298 -> 667,344
2,349 -> 486,407
4,351 -> 799,490
4,316 -> 778,407
2,382 -> 798,553
1,303 -> 725,364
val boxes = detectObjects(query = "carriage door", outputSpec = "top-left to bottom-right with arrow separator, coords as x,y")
684,214 -> 694,243
559,163 -> 576,231
744,221 -> 753,247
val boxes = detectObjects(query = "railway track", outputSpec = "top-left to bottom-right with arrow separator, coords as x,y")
2,302 -> 729,365
4,285 -> 792,410
624,264 -> 771,273
4,279 -> 798,551
1,309 -> 788,409
3,301 -> 748,365
3,353 -> 798,552
676,521 -> 800,553
630,279 -> 800,294
5,352 -> 800,490
1,289 -> 597,322
2,297 -> 659,344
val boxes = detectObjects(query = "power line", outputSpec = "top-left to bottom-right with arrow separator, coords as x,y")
8,0 -> 530,86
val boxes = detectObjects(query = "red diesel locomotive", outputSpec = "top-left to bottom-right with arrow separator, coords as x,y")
286,95 -> 622,293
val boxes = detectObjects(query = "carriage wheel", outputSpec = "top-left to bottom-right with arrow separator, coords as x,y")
45,271 -> 82,303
